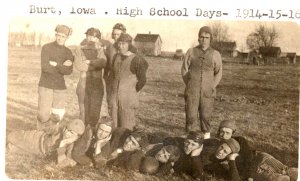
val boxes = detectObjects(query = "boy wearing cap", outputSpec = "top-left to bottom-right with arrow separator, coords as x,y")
37,24 -> 74,132
103,23 -> 127,116
165,131 -> 219,179
7,118 -> 85,163
217,120 -> 298,181
106,128 -> 165,172
181,26 -> 222,139
203,138 -> 241,181
71,117 -> 113,167
110,33 -> 148,130
150,145 -> 182,176
73,27 -> 107,128
166,131 -> 204,179
140,133 -> 203,177
56,119 -> 86,168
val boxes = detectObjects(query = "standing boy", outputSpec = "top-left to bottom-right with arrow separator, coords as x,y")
181,26 -> 222,139
110,33 -> 148,130
104,23 -> 127,116
73,27 -> 107,128
37,24 -> 74,132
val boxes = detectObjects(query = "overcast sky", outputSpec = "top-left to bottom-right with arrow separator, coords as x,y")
9,17 -> 300,54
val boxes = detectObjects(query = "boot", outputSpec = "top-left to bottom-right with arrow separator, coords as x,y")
37,115 -> 59,135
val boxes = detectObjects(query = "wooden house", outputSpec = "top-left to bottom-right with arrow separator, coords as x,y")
134,33 -> 162,56
211,41 -> 237,57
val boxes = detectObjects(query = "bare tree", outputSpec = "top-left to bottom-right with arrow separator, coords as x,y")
246,24 -> 280,50
209,21 -> 230,43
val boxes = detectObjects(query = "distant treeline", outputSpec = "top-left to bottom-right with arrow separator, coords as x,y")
8,32 -> 53,47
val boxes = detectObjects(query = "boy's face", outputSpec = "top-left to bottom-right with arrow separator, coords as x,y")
112,29 -> 122,42
117,41 -> 129,55
55,32 -> 68,46
198,32 -> 211,50
184,139 -> 200,155
123,135 -> 140,151
155,147 -> 170,163
215,143 -> 232,160
96,125 -> 111,140
86,35 -> 99,43
63,127 -> 78,139
219,127 -> 234,140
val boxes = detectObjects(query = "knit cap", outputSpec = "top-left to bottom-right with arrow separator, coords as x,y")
113,23 -> 126,32
85,27 -> 101,39
130,129 -> 149,148
55,24 -> 72,36
186,131 -> 204,143
219,120 -> 237,132
198,26 -> 212,41
222,138 -> 240,153
67,119 -> 85,135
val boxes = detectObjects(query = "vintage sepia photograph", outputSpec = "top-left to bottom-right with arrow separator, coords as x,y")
5,16 -> 299,181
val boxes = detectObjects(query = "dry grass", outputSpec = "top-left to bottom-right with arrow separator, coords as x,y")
5,47 -> 299,180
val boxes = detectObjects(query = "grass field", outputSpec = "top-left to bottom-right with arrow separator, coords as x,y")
5,47 -> 299,180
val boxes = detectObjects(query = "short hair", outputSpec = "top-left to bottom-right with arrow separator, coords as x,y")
85,27 -> 101,39
117,33 -> 132,43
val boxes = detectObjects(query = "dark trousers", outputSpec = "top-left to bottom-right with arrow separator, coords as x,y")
84,89 -> 104,128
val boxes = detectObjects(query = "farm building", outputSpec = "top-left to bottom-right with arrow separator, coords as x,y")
211,41 -> 237,57
248,50 -> 261,65
239,52 -> 249,59
259,47 -> 281,64
134,33 -> 162,56
259,47 -> 281,58
283,52 -> 297,64
280,52 -> 296,64
297,56 -> 300,64
173,49 -> 184,60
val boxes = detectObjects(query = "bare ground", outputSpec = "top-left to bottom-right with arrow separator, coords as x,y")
5,47 -> 299,180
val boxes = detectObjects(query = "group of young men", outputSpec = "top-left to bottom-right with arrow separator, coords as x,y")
36,23 -> 148,133
7,23 -> 298,181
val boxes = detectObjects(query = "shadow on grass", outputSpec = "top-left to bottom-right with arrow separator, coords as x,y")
7,96 -> 37,111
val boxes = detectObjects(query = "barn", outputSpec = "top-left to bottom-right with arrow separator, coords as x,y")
134,33 -> 162,56
286,53 -> 297,64
211,41 -> 237,57
259,47 -> 281,64
281,52 -> 297,64
259,47 -> 281,58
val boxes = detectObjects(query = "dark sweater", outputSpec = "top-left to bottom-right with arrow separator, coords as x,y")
233,136 -> 257,179
38,41 -> 74,90
203,137 -> 257,181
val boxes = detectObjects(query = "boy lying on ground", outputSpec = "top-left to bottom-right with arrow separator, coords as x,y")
205,121 -> 298,181
7,119 -> 85,168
